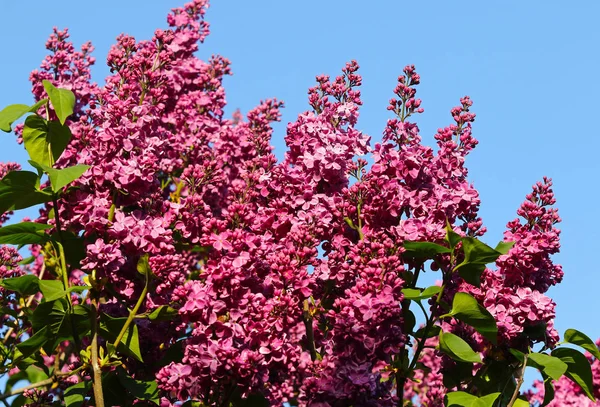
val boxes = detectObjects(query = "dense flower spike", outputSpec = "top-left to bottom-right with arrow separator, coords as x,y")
0,1 -> 582,406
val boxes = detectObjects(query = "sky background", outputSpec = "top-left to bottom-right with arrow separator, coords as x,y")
1,0 -> 599,393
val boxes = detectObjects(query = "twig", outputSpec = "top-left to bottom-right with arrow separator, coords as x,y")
507,354 -> 528,407
90,298 -> 105,407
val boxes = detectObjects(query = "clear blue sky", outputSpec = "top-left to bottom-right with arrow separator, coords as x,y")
1,0 -> 599,386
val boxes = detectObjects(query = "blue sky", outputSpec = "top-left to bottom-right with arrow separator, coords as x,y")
1,0 -> 599,391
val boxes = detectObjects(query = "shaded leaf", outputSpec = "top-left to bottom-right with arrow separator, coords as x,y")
0,170 -> 53,214
148,305 -> 178,322
552,347 -> 595,400
0,274 -> 40,295
100,314 -> 143,362
15,326 -> 50,359
64,381 -> 90,407
403,241 -> 451,259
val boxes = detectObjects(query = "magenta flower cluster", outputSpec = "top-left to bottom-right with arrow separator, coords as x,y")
1,1 -> 594,406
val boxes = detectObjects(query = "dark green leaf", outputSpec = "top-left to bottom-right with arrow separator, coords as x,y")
43,80 -> 75,125
100,372 -> 128,407
100,314 -> 143,362
22,115 -> 72,166
457,262 -> 487,287
116,367 -> 159,404
449,292 -> 498,344
0,274 -> 40,295
403,241 -> 451,259
438,331 -> 481,363
564,328 -> 600,361
528,352 -> 568,380
56,230 -> 87,269
148,305 -> 179,322
455,238 -> 502,287
15,326 -> 50,359
64,381 -> 90,407
460,237 -> 502,264
402,285 -> 442,301
541,374 -> 555,407
414,324 -> 441,339
0,170 -> 53,214
552,347 -> 595,400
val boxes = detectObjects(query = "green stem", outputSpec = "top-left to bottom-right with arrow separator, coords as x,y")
110,270 -> 150,352
90,298 -> 105,407
303,300 -> 318,361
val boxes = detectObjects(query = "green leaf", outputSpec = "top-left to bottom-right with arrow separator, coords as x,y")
5,365 -> 48,394
460,237 -> 502,264
0,100 -> 47,132
512,399 -> 529,407
22,115 -> 72,166
0,274 -> 40,295
457,263 -> 487,287
445,391 -> 476,406
0,222 -> 51,245
445,220 -> 462,249
29,161 -> 90,193
39,279 -> 67,302
116,367 -> 159,404
0,170 -> 53,214
403,241 -> 451,259
15,326 -> 50,359
0,104 -> 30,132
449,292 -> 498,344
56,230 -> 87,269
402,285 -> 442,301
43,80 -> 75,125
101,372 -> 128,407
445,391 -> 500,407
136,253 -> 151,277
455,238 -> 502,286
148,305 -> 179,322
541,374 -> 555,407
552,347 -> 595,400
528,352 -> 568,380
564,328 -> 600,361
18,255 -> 36,265
414,324 -> 441,339
30,299 -> 80,353
100,314 -> 144,362
438,331 -> 481,363
64,381 -> 90,407
494,241 -> 515,255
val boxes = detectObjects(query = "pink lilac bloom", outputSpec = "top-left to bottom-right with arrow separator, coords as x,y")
0,0 -> 578,405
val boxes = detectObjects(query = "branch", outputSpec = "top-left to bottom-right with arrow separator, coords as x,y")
90,298 -> 105,407
507,354 -> 528,407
